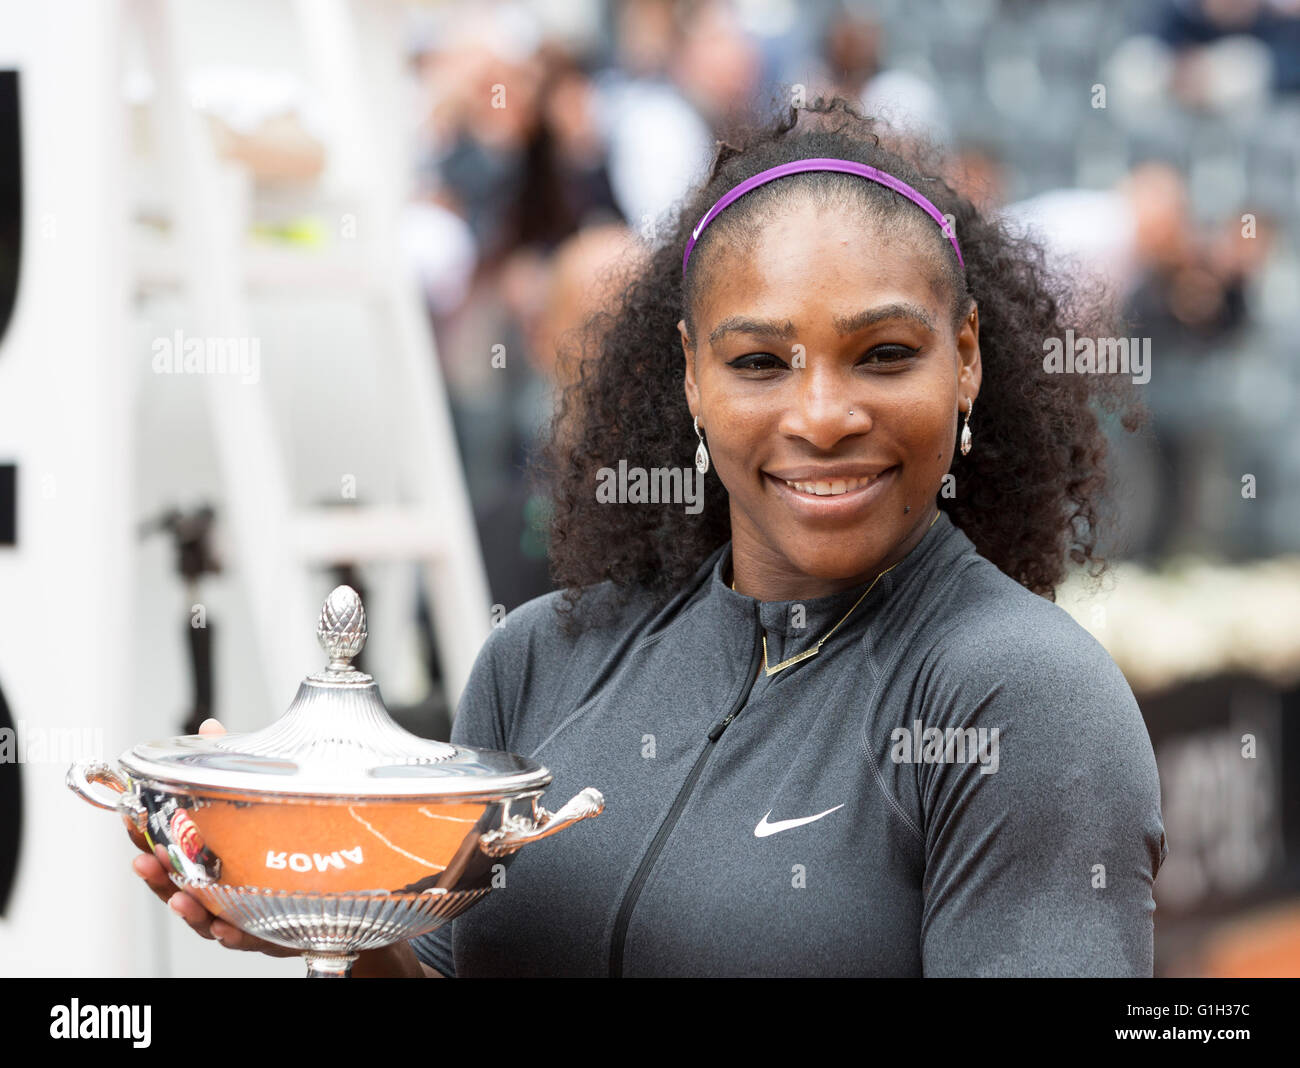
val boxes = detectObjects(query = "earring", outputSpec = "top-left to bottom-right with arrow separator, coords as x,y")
694,416 -> 710,475
960,398 -> 974,456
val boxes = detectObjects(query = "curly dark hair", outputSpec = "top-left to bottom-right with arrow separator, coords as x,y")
533,94 -> 1145,633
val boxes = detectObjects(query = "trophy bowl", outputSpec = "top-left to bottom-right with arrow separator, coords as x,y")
67,586 -> 603,977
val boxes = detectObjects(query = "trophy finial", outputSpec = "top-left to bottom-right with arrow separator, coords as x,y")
313,585 -> 371,682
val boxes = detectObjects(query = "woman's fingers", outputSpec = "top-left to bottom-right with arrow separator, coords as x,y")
133,720 -> 295,958
166,887 -> 219,940
133,846 -> 217,939
132,850 -> 179,906
133,843 -> 296,957
208,919 -> 250,949
207,919 -> 298,957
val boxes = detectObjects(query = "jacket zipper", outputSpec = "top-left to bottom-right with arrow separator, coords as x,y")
608,609 -> 764,977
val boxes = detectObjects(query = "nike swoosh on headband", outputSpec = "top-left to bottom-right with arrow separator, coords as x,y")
754,803 -> 845,838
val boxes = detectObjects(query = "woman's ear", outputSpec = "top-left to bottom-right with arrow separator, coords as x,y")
680,318 -> 700,418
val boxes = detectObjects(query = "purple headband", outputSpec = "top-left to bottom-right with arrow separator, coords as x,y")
681,156 -> 964,273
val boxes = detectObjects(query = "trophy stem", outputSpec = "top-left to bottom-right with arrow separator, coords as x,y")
303,952 -> 358,978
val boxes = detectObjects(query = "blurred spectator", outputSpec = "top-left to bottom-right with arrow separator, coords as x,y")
406,7 -> 624,532
1151,0 -> 1300,96
672,0 -> 765,132
475,223 -> 646,608
538,47 -> 624,238
614,0 -> 678,77
1125,209 -> 1279,559
821,6 -> 881,101
947,141 -> 1008,215
402,199 -> 478,317
1000,161 -> 1193,302
593,0 -> 714,233
818,5 -> 952,146
1128,211 -> 1277,349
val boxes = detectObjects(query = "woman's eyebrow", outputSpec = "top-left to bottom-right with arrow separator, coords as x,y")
832,303 -> 937,334
708,316 -> 797,346
708,303 -> 936,346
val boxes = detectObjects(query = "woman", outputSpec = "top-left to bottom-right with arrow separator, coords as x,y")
135,96 -> 1168,977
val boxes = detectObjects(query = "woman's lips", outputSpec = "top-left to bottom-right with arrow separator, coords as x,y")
763,466 -> 898,519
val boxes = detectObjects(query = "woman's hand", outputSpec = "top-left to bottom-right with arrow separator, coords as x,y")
130,718 -> 298,957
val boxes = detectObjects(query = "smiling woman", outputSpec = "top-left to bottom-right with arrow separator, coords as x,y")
400,97 -> 1168,978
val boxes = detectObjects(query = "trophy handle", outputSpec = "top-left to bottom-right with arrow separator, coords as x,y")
479,787 -> 604,857
67,760 -> 131,811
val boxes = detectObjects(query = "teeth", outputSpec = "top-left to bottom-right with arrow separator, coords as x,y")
784,474 -> 877,496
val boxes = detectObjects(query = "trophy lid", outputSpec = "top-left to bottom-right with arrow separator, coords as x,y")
119,586 -> 550,799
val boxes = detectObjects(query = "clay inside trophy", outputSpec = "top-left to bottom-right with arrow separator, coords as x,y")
68,585 -> 603,977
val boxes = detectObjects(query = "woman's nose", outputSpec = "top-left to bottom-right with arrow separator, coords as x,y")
777,365 -> 869,448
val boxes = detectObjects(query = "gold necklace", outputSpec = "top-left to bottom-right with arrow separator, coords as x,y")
731,509 -> 940,677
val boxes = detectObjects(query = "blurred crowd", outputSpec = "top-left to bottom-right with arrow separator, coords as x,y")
395,0 -> 1300,609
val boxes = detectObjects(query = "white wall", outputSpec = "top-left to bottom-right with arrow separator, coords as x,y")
0,0 -> 145,977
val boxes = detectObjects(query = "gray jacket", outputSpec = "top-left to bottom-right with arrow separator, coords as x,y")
410,510 -> 1168,976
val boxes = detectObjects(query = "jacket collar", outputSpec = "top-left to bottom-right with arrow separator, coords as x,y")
695,509 -> 973,664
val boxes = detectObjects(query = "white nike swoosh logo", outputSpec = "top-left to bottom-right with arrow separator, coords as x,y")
754,804 -> 845,838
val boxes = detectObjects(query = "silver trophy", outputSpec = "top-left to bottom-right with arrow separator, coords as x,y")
68,585 -> 603,977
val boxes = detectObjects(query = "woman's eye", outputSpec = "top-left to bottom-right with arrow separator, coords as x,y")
728,353 -> 786,371
859,345 -> 919,365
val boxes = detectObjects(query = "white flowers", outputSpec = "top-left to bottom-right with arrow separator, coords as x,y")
1057,556 -> 1300,693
